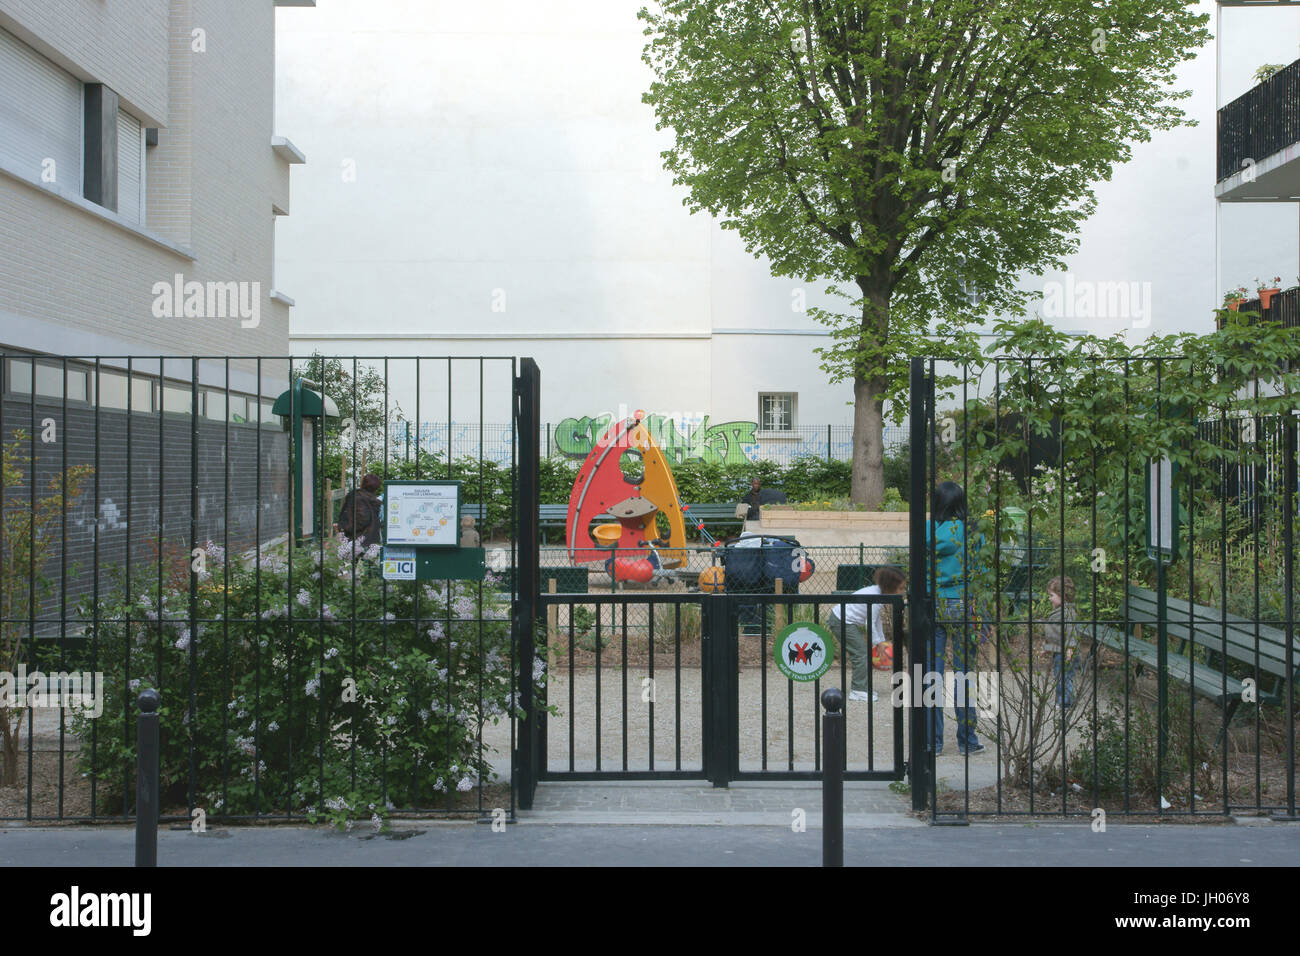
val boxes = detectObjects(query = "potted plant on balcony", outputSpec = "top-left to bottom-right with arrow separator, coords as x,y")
1256,276 -> 1282,311
1223,286 -> 1250,312
1254,63 -> 1285,84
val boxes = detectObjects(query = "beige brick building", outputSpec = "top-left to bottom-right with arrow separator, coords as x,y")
0,0 -> 310,402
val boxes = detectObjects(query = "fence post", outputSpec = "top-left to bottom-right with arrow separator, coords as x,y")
827,424 -> 832,462
1284,412 -> 1297,819
135,689 -> 160,867
822,687 -> 844,867
907,358 -> 931,813
703,592 -> 731,788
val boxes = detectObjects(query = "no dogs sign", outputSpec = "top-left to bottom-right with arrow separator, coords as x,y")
774,622 -> 836,683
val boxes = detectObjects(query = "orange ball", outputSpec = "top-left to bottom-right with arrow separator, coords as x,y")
872,642 -> 894,671
698,566 -> 725,593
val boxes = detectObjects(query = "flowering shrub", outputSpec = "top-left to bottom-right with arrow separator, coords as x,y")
71,535 -> 530,823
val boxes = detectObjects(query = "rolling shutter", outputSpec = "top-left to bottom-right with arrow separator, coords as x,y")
0,27 -> 82,190
117,108 -> 143,222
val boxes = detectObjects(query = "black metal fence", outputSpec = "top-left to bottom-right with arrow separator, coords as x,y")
0,353 -> 523,824
909,356 -> 1299,820
533,590 -> 904,785
1217,57 -> 1300,183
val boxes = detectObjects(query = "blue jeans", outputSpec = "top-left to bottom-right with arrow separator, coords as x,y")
1052,651 -> 1081,708
930,598 -> 981,752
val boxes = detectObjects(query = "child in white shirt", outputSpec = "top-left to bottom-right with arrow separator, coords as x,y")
827,567 -> 906,702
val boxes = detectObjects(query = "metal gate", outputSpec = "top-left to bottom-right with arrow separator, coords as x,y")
512,362 -> 910,805
522,590 -> 907,791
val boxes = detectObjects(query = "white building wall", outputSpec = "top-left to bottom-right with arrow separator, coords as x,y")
0,0 -> 300,378
278,0 -> 1292,432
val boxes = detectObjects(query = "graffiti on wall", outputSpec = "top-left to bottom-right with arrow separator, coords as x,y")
553,413 -> 759,466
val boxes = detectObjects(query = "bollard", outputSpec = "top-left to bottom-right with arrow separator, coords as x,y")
135,689 -> 160,868
821,687 -> 845,867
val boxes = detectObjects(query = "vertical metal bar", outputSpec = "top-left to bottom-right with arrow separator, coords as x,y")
123,358 -> 135,816
221,359 -> 231,813
1220,405 -> 1230,810
135,689 -> 159,867
568,601 -> 575,772
514,358 -> 540,806
1123,360 -> 1132,813
621,602 -> 628,771
827,423 -> 832,462
704,592 -> 729,787
994,359 -> 1003,813
1284,408 -> 1296,817
892,601 -> 905,775
675,603 -> 682,771
648,597 -> 655,772
907,357 -> 929,812
27,357 -> 35,821
822,687 -> 844,867
90,359 -> 101,819
188,358 -> 200,817
1156,360 -> 1168,814
58,357 -> 68,819
253,358 -> 263,815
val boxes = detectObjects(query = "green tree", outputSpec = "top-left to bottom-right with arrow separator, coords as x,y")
640,0 -> 1209,506
304,353 -> 405,464
0,433 -> 92,786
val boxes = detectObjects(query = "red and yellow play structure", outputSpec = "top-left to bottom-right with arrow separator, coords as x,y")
566,412 -> 718,582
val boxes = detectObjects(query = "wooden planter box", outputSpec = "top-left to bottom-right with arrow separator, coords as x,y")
758,508 -> 915,547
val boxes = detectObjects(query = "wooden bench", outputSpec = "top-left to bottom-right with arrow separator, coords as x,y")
1095,584 -> 1300,729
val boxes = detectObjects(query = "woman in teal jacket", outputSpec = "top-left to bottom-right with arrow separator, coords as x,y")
925,481 -> 985,756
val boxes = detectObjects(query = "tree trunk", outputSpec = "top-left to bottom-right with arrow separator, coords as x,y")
850,374 -> 888,508
849,283 -> 889,508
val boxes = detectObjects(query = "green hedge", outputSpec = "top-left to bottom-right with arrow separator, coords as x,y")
322,451 -> 907,537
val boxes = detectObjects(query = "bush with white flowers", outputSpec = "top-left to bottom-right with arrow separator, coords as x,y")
72,535 -> 522,821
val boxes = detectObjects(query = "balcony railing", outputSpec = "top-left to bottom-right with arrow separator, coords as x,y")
1215,285 -> 1300,330
1217,58 -> 1300,183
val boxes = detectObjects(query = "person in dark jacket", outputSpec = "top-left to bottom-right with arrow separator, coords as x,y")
337,474 -> 383,548
742,477 -> 787,520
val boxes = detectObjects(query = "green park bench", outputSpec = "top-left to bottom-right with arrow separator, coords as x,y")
1094,584 -> 1300,729
835,563 -> 893,592
496,566 -> 590,594
456,501 -> 745,544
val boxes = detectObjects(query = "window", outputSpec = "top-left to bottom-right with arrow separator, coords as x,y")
4,358 -> 85,400
131,375 -> 154,412
117,109 -> 144,223
0,28 -> 82,189
205,390 -> 226,421
96,370 -> 129,409
228,395 -> 248,424
162,384 -> 194,415
759,393 -> 796,432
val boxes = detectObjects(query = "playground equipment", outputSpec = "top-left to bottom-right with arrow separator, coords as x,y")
697,566 -> 726,592
567,412 -> 704,578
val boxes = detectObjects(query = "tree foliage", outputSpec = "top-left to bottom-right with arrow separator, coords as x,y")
641,0 -> 1210,505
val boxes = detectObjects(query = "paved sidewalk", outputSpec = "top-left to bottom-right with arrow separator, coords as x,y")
3,818 -> 1297,867
525,780 -> 918,826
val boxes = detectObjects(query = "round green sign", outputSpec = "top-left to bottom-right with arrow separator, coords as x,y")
774,621 -> 836,683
